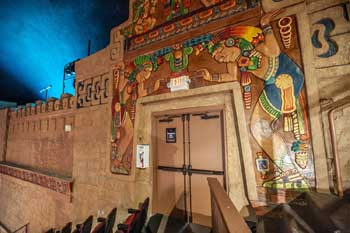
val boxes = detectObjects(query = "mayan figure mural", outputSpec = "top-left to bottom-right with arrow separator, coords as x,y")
122,0 -> 227,38
111,0 -> 315,200
199,11 -> 314,191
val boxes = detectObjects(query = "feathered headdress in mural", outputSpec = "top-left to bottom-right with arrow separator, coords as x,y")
208,26 -> 265,110
207,26 -> 264,53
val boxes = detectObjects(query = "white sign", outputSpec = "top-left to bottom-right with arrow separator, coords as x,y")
168,75 -> 191,92
136,144 -> 150,169
64,125 -> 72,132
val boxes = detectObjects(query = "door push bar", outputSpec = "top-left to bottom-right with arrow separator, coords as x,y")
158,165 -> 224,176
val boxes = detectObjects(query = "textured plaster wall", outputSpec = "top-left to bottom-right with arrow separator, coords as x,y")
335,106 -> 350,190
71,104 -> 136,224
0,174 -> 72,232
71,48 -> 137,225
5,111 -> 74,176
308,0 -> 350,193
0,109 -> 8,161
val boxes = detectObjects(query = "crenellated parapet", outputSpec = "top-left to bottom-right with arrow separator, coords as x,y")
5,94 -> 75,178
11,94 -> 76,119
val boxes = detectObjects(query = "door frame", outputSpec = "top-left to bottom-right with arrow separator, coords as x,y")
132,82 -> 257,217
152,108 -> 227,219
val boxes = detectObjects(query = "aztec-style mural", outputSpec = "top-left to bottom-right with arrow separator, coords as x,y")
125,0 -> 259,50
121,0 -> 245,40
111,2 -> 316,205
111,6 -> 316,195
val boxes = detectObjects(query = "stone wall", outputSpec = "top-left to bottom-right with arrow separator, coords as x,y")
0,109 -> 9,161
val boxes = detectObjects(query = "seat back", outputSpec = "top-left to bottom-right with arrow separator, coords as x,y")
61,222 -> 72,233
104,208 -> 117,233
81,216 -> 93,233
131,198 -> 150,233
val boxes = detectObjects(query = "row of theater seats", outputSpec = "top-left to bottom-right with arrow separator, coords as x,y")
46,198 -> 149,233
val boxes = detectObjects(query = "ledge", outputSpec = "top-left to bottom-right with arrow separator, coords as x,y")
0,162 -> 73,196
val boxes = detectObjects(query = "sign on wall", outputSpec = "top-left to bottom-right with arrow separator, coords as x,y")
166,128 -> 177,143
136,144 -> 150,169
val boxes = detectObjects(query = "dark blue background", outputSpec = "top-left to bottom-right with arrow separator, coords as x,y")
0,0 -> 129,104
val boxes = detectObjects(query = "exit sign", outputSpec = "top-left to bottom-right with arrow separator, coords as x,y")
168,76 -> 190,92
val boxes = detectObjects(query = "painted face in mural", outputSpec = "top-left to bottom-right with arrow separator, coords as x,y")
212,41 -> 241,63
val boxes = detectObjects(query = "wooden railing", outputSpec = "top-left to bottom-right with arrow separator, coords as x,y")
207,178 -> 251,233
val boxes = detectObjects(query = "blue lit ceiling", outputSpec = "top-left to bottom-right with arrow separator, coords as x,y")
0,0 -> 129,104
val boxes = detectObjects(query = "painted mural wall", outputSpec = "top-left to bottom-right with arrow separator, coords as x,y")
0,0 -> 349,231
110,0 -> 317,202
122,0 -> 230,37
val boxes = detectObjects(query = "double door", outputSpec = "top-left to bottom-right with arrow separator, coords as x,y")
154,110 -> 225,227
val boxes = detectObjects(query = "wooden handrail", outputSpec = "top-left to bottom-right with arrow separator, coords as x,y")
207,178 -> 251,233
328,100 -> 350,198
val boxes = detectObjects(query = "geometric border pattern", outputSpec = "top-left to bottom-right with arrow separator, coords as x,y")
0,163 -> 73,196
126,0 -> 259,51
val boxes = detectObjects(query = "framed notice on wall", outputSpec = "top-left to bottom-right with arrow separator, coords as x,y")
136,144 -> 150,169
166,128 -> 176,143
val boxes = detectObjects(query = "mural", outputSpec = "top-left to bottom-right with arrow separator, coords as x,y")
112,8 -> 315,196
111,67 -> 135,174
278,17 -> 293,49
311,18 -> 338,58
163,0 -> 191,21
128,0 -> 258,50
198,11 -> 313,190
122,0 -> 249,45
123,0 -> 158,37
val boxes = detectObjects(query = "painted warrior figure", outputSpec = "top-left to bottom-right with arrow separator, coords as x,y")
199,10 -> 311,187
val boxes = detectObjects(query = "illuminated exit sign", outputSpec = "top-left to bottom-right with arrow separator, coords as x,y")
168,75 -> 191,92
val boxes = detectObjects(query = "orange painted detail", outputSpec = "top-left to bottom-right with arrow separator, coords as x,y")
180,17 -> 193,26
219,0 -> 236,11
199,9 -> 213,19
134,36 -> 145,44
281,87 -> 296,112
149,30 -> 160,38
163,24 -> 176,33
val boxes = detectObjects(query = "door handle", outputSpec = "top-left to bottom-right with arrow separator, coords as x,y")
188,167 -> 224,176
158,166 -> 224,176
